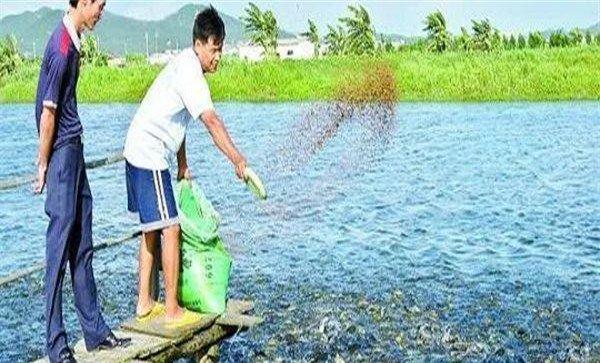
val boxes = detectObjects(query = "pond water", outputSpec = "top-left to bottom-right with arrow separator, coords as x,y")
0,102 -> 598,362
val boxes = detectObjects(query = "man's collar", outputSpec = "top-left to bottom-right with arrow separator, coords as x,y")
63,13 -> 81,53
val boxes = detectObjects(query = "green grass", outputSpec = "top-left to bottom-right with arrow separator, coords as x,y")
1,47 -> 599,103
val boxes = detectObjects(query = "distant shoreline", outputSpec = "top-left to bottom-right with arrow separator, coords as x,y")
1,48 -> 599,103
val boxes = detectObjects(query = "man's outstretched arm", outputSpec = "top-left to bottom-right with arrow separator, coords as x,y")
200,109 -> 246,179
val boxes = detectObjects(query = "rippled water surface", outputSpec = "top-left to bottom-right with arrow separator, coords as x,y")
0,102 -> 598,362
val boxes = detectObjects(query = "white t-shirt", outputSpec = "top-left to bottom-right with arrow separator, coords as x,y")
123,48 -> 214,170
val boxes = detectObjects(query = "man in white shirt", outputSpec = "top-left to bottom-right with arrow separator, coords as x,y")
123,6 -> 247,326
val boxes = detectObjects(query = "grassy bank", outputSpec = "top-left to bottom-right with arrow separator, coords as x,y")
1,47 -> 599,103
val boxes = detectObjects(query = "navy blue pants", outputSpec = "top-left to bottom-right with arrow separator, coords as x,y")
44,139 -> 110,361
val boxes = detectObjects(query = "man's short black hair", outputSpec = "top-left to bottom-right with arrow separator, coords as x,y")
193,6 -> 226,45
69,0 -> 99,8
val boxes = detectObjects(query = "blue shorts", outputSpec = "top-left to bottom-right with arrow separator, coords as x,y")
126,161 -> 179,232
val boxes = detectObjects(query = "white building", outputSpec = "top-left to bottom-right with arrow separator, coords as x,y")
235,37 -> 316,61
234,43 -> 263,61
276,38 -> 315,60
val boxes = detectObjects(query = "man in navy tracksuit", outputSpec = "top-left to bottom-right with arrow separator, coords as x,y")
34,1 -> 129,362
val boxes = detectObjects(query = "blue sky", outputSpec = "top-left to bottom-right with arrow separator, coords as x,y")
1,1 -> 598,36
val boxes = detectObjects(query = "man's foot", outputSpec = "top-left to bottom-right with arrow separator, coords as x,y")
164,305 -> 186,320
136,298 -> 159,317
136,301 -> 166,323
57,347 -> 76,363
95,332 -> 132,350
164,308 -> 203,329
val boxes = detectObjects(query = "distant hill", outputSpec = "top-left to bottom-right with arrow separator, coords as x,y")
0,4 -> 295,57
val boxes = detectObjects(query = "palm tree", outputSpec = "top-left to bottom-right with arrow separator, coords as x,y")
585,30 -> 593,45
502,35 -> 510,50
81,35 -> 108,66
471,19 -> 501,51
517,34 -> 527,49
454,27 -> 472,51
423,10 -> 451,52
549,30 -> 570,47
0,35 -> 22,77
301,19 -> 320,57
339,5 -> 376,55
471,19 -> 488,50
569,28 -> 583,46
325,25 -> 348,55
261,10 -> 278,56
241,3 -> 279,58
528,31 -> 546,48
509,35 -> 517,49
493,29 -> 503,50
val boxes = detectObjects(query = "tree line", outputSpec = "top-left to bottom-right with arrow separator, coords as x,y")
243,4 -> 599,56
1,4 -> 598,77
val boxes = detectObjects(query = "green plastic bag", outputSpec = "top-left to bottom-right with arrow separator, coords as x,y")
176,179 -> 221,248
176,180 -> 232,314
179,240 -> 231,314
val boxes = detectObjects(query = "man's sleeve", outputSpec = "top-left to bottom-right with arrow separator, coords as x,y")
42,52 -> 69,109
175,70 -> 214,120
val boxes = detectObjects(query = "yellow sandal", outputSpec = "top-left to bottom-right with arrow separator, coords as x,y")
164,309 -> 202,329
136,302 -> 166,323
